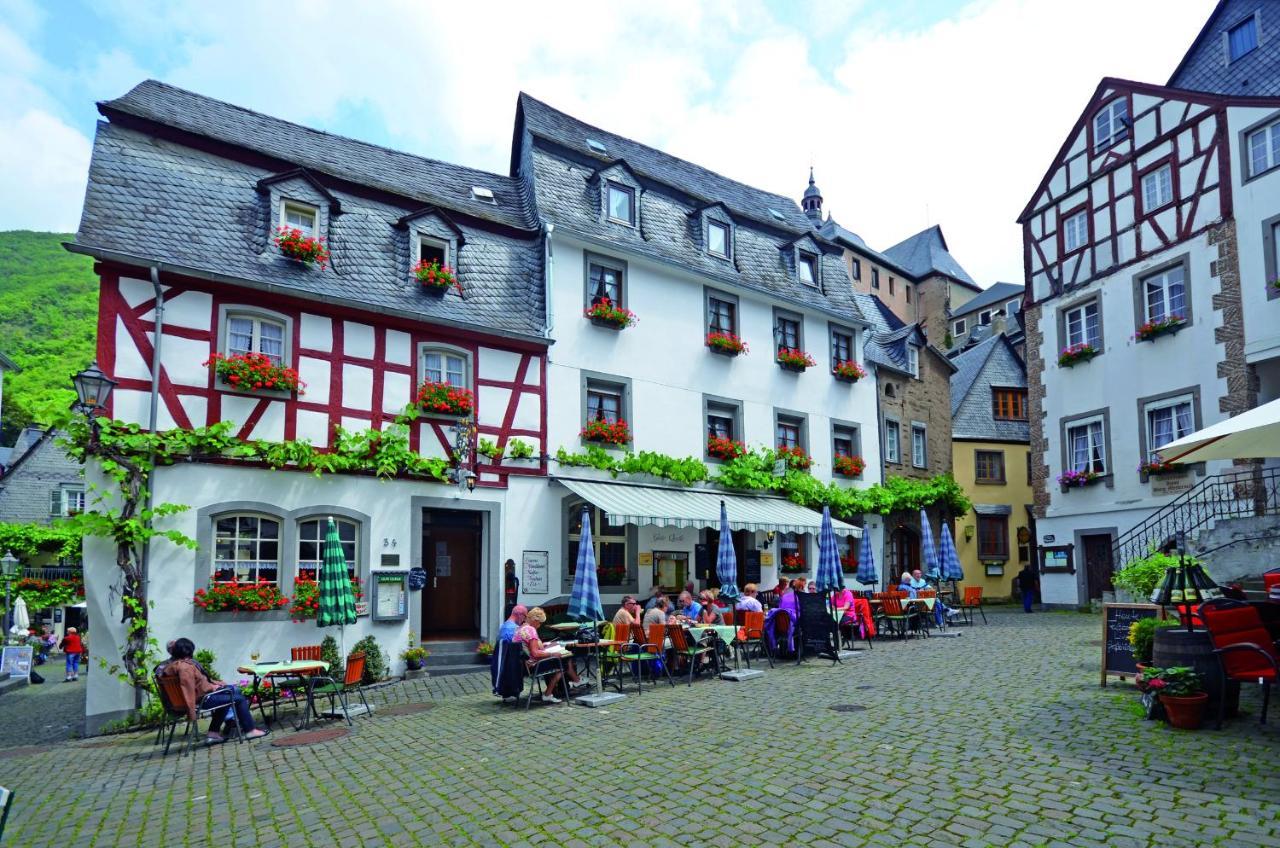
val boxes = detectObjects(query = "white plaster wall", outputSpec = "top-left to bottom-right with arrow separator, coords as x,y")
1228,105 -> 1280,364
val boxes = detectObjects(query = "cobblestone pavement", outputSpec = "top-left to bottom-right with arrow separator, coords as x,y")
1,610 -> 1277,847
0,659 -> 87,747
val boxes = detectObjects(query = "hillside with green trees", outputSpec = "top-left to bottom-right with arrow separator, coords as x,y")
0,231 -> 98,443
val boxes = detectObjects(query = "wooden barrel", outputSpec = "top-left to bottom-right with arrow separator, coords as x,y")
1153,627 -> 1239,719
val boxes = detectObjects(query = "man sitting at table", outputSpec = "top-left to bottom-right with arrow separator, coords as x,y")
643,596 -> 670,627
735,583 -> 763,613
161,637 -> 269,743
911,568 -> 959,625
672,591 -> 701,622
612,596 -> 642,633
643,586 -> 667,612
498,605 -> 527,642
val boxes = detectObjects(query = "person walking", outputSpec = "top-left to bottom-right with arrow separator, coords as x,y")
59,627 -> 84,682
1017,564 -> 1038,613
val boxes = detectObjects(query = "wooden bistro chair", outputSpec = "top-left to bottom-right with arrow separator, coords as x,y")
738,609 -> 773,669
667,624 -> 718,685
877,595 -> 922,640
155,674 -> 244,757
1199,599 -> 1278,728
614,624 -> 668,695
958,586 -> 987,625
311,652 -> 372,726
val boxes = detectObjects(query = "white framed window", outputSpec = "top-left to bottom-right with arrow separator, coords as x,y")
297,518 -> 358,581
979,310 -> 992,326
1066,417 -> 1107,475
1228,16 -> 1258,62
1145,396 -> 1194,462
281,200 -> 318,238
1142,164 -> 1174,211
212,515 -> 280,584
798,252 -> 818,286
1064,300 -> 1100,348
50,486 -> 85,517
587,258 -> 624,306
606,182 -> 635,225
586,380 -> 624,424
421,346 -> 469,389
226,313 -> 286,365
708,221 -> 729,258
417,235 -> 449,268
907,345 -> 920,379
1093,98 -> 1129,151
1006,300 -> 1020,315
1246,119 -> 1280,178
1063,209 -> 1089,253
911,424 -> 927,468
954,318 -> 967,336
1143,265 -> 1186,323
885,420 -> 900,463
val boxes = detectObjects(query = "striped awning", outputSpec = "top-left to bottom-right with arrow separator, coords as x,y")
555,477 -> 862,536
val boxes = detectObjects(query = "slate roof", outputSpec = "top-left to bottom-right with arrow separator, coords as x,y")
1168,0 -> 1280,96
853,292 -> 916,375
517,95 -> 864,324
0,427 -> 50,479
818,218 -> 915,279
951,282 -> 1024,320
77,83 -> 546,339
883,225 -> 979,289
949,334 -> 1028,442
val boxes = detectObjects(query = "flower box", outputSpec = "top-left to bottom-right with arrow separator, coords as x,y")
776,348 -> 816,372
776,445 -> 812,471
416,381 -> 474,416
780,553 -> 806,574
1138,459 -> 1180,476
206,353 -> 305,395
706,332 -> 748,357
840,556 -> 858,574
581,418 -> 630,446
193,581 -> 289,613
832,360 -> 866,382
584,298 -> 636,330
289,577 -> 364,622
413,259 -> 459,295
1058,469 -> 1101,488
1058,343 -> 1098,368
1134,315 -> 1186,342
707,436 -> 746,461
834,454 -> 866,477
274,226 -> 329,269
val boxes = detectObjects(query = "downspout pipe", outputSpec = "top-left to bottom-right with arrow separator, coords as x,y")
542,222 -> 555,338
137,265 -> 164,708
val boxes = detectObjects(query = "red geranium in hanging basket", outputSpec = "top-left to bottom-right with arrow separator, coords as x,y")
707,436 -> 746,460
193,581 -> 290,613
776,445 -> 812,471
834,454 -> 866,477
583,298 -> 637,329
832,360 -> 867,382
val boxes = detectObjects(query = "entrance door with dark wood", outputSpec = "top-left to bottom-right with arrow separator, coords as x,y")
421,510 -> 482,638
1082,534 -> 1115,600
892,527 -> 920,576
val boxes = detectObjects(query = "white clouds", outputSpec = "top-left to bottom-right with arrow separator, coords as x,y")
4,0 -> 1211,283
0,109 -> 91,231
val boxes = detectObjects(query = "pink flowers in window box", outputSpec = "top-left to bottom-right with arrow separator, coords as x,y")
206,352 -> 305,394
416,381 -> 474,416
706,332 -> 748,356
581,418 -> 631,445
776,348 -> 816,372
1058,343 -> 1098,367
274,226 -> 329,269
583,298 -> 637,329
413,259 -> 459,294
832,360 -> 867,382
1134,314 -> 1186,342
1058,469 -> 1101,488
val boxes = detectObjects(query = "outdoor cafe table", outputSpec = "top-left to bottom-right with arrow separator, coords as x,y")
566,639 -> 625,694
683,623 -> 738,673
236,660 -> 329,729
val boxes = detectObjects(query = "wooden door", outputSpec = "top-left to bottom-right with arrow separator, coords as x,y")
892,527 -> 920,576
1082,534 -> 1114,600
421,518 -> 480,637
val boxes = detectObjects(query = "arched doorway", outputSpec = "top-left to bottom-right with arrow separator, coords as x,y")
890,525 -> 920,578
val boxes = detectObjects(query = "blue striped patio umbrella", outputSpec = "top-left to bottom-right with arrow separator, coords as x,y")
813,506 -> 843,593
920,509 -> 941,581
317,517 -> 358,652
714,501 -> 740,601
855,531 -> 879,587
939,522 -> 964,583
567,506 -> 604,622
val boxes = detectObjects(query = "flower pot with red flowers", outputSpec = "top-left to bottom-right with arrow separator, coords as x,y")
840,556 -> 858,575
1134,314 -> 1186,342
193,581 -> 290,613
707,436 -> 746,461
416,380 -> 474,417
413,259 -> 459,295
706,332 -> 748,357
1138,458 -> 1179,476
1143,666 -> 1208,729
832,360 -> 867,382
584,298 -> 636,330
834,454 -> 866,478
1058,469 -> 1100,488
581,418 -> 630,446
776,445 -> 812,471
1058,343 -> 1099,367
205,353 -> 305,395
776,348 -> 816,373
274,226 -> 330,269
289,577 -> 364,622
780,552 -> 806,574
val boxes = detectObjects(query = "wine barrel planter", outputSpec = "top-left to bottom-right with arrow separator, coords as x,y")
1153,627 -> 1239,720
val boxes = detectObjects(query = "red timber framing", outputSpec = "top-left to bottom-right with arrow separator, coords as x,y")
94,261 -> 548,488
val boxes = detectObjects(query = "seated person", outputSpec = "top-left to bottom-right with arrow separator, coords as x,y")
498,605 -> 527,642
514,607 -> 586,703
911,568 -> 958,625
642,597 -> 670,627
735,583 -> 764,613
643,586 -> 667,612
897,571 -> 917,597
672,591 -> 701,622
612,596 -> 642,634
832,584 -> 855,622
161,637 -> 268,743
777,579 -> 804,618
695,593 -> 723,625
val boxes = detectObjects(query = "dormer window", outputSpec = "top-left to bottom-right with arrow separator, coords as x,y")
1228,16 -> 1258,63
798,252 -> 818,286
418,235 -> 448,268
1093,98 -> 1129,152
607,182 -> 635,226
708,221 -> 730,259
282,200 -> 318,238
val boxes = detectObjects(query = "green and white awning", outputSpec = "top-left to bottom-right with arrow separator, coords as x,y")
555,477 -> 862,536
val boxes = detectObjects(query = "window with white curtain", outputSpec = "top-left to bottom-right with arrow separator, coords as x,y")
421,348 -> 468,388
1247,118 -> 1280,178
1092,98 -> 1129,150
297,518 -> 358,581
1064,300 -> 1100,348
1066,418 -> 1107,474
213,515 -> 280,584
1142,164 -> 1173,211
1143,265 -> 1187,323
1063,210 -> 1089,253
227,314 -> 286,365
1145,397 -> 1194,462
281,200 -> 318,238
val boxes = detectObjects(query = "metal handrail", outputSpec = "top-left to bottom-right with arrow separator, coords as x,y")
1111,465 -> 1280,569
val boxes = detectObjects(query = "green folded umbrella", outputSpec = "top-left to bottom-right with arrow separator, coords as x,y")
318,517 -> 357,632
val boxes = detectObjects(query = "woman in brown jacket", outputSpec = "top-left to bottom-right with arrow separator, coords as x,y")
163,638 -> 268,743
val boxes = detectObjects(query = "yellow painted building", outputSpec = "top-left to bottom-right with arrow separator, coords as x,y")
949,333 -> 1034,601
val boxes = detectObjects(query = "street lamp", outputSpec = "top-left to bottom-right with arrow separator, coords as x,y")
71,362 -> 117,415
1,554 -> 18,635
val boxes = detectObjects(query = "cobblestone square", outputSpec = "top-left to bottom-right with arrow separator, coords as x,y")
1,609 -> 1277,847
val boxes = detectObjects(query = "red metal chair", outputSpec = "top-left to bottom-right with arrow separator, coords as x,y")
1198,599 -> 1278,728
1264,568 -> 1280,595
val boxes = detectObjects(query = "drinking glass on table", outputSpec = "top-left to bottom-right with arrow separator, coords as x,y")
250,650 -> 261,664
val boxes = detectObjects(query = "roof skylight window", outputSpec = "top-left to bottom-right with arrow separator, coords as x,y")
586,138 -> 608,154
471,186 -> 496,203
768,208 -> 786,222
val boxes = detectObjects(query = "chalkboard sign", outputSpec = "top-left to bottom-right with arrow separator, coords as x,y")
1101,603 -> 1163,686
742,549 -> 762,585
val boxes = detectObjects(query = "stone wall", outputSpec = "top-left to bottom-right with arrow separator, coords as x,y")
878,348 -> 953,481
1208,219 -> 1258,421
1024,302 -> 1050,517
1191,513 -> 1280,584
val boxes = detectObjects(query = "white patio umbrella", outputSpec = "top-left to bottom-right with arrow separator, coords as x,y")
10,596 -> 29,635
1158,396 -> 1280,463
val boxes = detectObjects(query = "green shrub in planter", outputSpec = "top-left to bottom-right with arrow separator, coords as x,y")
1128,616 -> 1179,664
1114,547 -> 1197,601
320,635 -> 341,676
351,635 -> 387,684
194,648 -> 217,678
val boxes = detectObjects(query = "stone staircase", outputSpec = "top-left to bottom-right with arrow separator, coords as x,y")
418,639 -> 488,677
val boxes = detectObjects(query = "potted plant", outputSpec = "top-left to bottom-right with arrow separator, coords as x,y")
274,226 -> 330,269
192,580 -> 290,613
707,436 -> 746,461
412,259 -> 459,295
580,418 -> 630,446
1114,546 -> 1195,602
1058,468 -> 1100,488
706,331 -> 748,357
1134,314 -> 1186,342
416,380 -> 474,416
1058,342 -> 1099,367
401,632 -> 430,674
840,555 -> 858,574
583,298 -> 636,330
833,454 -> 866,477
1138,458 -> 1179,476
776,348 -> 816,373
780,552 -> 806,574
776,445 -> 812,471
832,360 -> 867,382
1142,666 -> 1208,729
205,353 -> 305,395
477,437 -> 503,461
475,641 -> 495,663
1129,617 -> 1179,679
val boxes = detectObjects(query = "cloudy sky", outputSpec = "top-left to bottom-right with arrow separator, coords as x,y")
2,0 -> 1211,285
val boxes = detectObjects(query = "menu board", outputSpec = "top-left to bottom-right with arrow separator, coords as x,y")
522,551 -> 549,595
371,571 -> 408,622
1101,603 -> 1163,686
0,646 -> 33,679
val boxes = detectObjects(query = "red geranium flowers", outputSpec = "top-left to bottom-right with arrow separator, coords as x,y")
206,353 -> 305,394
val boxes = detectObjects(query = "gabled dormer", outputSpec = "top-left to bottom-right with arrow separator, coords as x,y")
256,169 -> 340,257
589,160 -> 642,229
689,201 -> 736,263
395,206 -> 466,287
781,233 -> 823,289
